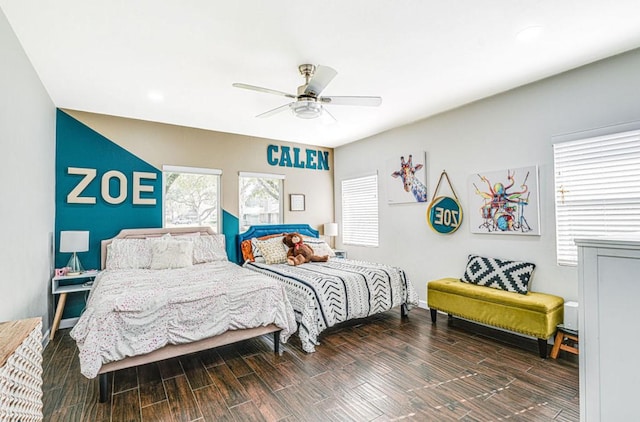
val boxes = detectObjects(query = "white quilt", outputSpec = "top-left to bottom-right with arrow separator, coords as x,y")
70,261 -> 297,378
244,259 -> 419,353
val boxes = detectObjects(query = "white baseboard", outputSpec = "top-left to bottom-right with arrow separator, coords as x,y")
59,317 -> 80,330
40,318 -> 79,348
42,329 -> 50,349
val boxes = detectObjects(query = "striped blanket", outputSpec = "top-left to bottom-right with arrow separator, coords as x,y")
244,259 -> 419,352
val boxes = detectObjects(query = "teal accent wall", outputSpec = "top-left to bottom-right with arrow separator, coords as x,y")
222,209 -> 239,263
55,110 -> 162,317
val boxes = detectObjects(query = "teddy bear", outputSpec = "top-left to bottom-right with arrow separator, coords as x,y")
282,232 -> 329,266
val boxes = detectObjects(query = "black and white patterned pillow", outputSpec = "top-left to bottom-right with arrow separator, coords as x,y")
461,255 -> 535,295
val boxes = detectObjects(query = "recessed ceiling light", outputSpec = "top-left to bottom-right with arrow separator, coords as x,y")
516,25 -> 544,43
147,90 -> 164,102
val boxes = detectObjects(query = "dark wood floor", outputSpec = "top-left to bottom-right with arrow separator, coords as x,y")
43,308 -> 579,421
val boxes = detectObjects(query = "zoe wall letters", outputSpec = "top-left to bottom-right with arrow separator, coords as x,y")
66,167 -> 157,205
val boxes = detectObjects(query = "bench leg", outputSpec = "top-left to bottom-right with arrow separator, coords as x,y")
430,308 -> 437,323
538,338 -> 548,359
401,303 -> 409,318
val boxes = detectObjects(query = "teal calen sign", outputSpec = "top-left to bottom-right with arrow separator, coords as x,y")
427,196 -> 462,234
267,144 -> 330,171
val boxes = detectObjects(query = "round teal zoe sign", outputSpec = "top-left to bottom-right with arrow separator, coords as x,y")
427,196 -> 463,234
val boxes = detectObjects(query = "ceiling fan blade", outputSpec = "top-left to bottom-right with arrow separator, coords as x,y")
320,107 -> 337,124
232,83 -> 296,99
256,103 -> 292,118
319,96 -> 382,106
304,65 -> 337,96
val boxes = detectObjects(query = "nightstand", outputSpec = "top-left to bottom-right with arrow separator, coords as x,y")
50,270 -> 99,340
334,250 -> 347,259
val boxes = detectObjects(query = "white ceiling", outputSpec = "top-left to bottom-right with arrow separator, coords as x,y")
2,1 -> 640,148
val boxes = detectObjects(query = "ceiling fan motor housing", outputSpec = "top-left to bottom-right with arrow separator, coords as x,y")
298,64 -> 316,81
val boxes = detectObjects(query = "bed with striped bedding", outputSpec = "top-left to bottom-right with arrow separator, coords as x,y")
239,225 -> 419,352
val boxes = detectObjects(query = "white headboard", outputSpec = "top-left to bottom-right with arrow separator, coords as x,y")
100,226 -> 216,269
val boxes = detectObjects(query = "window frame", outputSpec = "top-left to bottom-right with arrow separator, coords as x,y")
162,165 -> 222,233
238,171 -> 285,232
553,123 -> 640,266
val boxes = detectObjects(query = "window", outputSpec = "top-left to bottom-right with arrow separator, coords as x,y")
342,174 -> 379,246
239,172 -> 284,232
163,166 -> 221,232
553,128 -> 640,266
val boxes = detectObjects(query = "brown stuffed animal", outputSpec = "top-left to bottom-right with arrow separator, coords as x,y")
282,232 -> 329,266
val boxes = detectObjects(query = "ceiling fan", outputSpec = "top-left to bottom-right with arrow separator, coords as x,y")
232,64 -> 382,121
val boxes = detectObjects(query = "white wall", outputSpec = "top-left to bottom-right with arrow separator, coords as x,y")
0,9 -> 55,328
335,48 -> 640,306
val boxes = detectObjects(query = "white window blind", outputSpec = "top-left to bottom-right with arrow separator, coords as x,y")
342,174 -> 379,247
553,129 -> 640,266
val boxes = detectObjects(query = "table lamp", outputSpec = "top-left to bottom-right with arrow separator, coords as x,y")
324,222 -> 338,248
59,231 -> 89,275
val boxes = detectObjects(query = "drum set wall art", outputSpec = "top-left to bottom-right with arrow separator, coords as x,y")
468,166 -> 540,235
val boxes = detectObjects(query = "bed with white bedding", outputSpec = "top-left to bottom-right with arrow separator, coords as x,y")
70,227 -> 297,402
238,224 -> 419,353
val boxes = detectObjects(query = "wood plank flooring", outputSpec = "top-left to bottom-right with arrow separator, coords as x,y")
42,308 -> 579,421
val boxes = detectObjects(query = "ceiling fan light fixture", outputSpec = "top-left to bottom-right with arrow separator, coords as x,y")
290,100 -> 322,119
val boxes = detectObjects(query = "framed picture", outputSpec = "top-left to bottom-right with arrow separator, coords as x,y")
468,165 -> 540,235
290,194 -> 305,211
386,151 -> 428,204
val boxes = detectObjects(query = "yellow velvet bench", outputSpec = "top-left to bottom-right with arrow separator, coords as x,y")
427,277 -> 564,358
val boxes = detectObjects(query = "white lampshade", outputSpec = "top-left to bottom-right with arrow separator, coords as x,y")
324,223 -> 338,237
59,231 -> 89,253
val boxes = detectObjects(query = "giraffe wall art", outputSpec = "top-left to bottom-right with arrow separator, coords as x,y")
387,152 -> 428,204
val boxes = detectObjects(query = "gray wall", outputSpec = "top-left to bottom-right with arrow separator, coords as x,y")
0,9 -> 55,328
335,48 -> 640,306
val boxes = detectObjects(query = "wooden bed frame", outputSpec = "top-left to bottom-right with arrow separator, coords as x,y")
95,227 -> 281,403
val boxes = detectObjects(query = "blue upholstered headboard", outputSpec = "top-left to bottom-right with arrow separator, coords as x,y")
236,224 -> 319,264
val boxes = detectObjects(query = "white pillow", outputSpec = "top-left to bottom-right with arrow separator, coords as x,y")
255,236 -> 288,264
150,240 -> 194,269
250,235 -> 285,263
251,237 -> 266,263
302,237 -> 336,257
106,238 -> 154,270
193,235 -> 228,263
